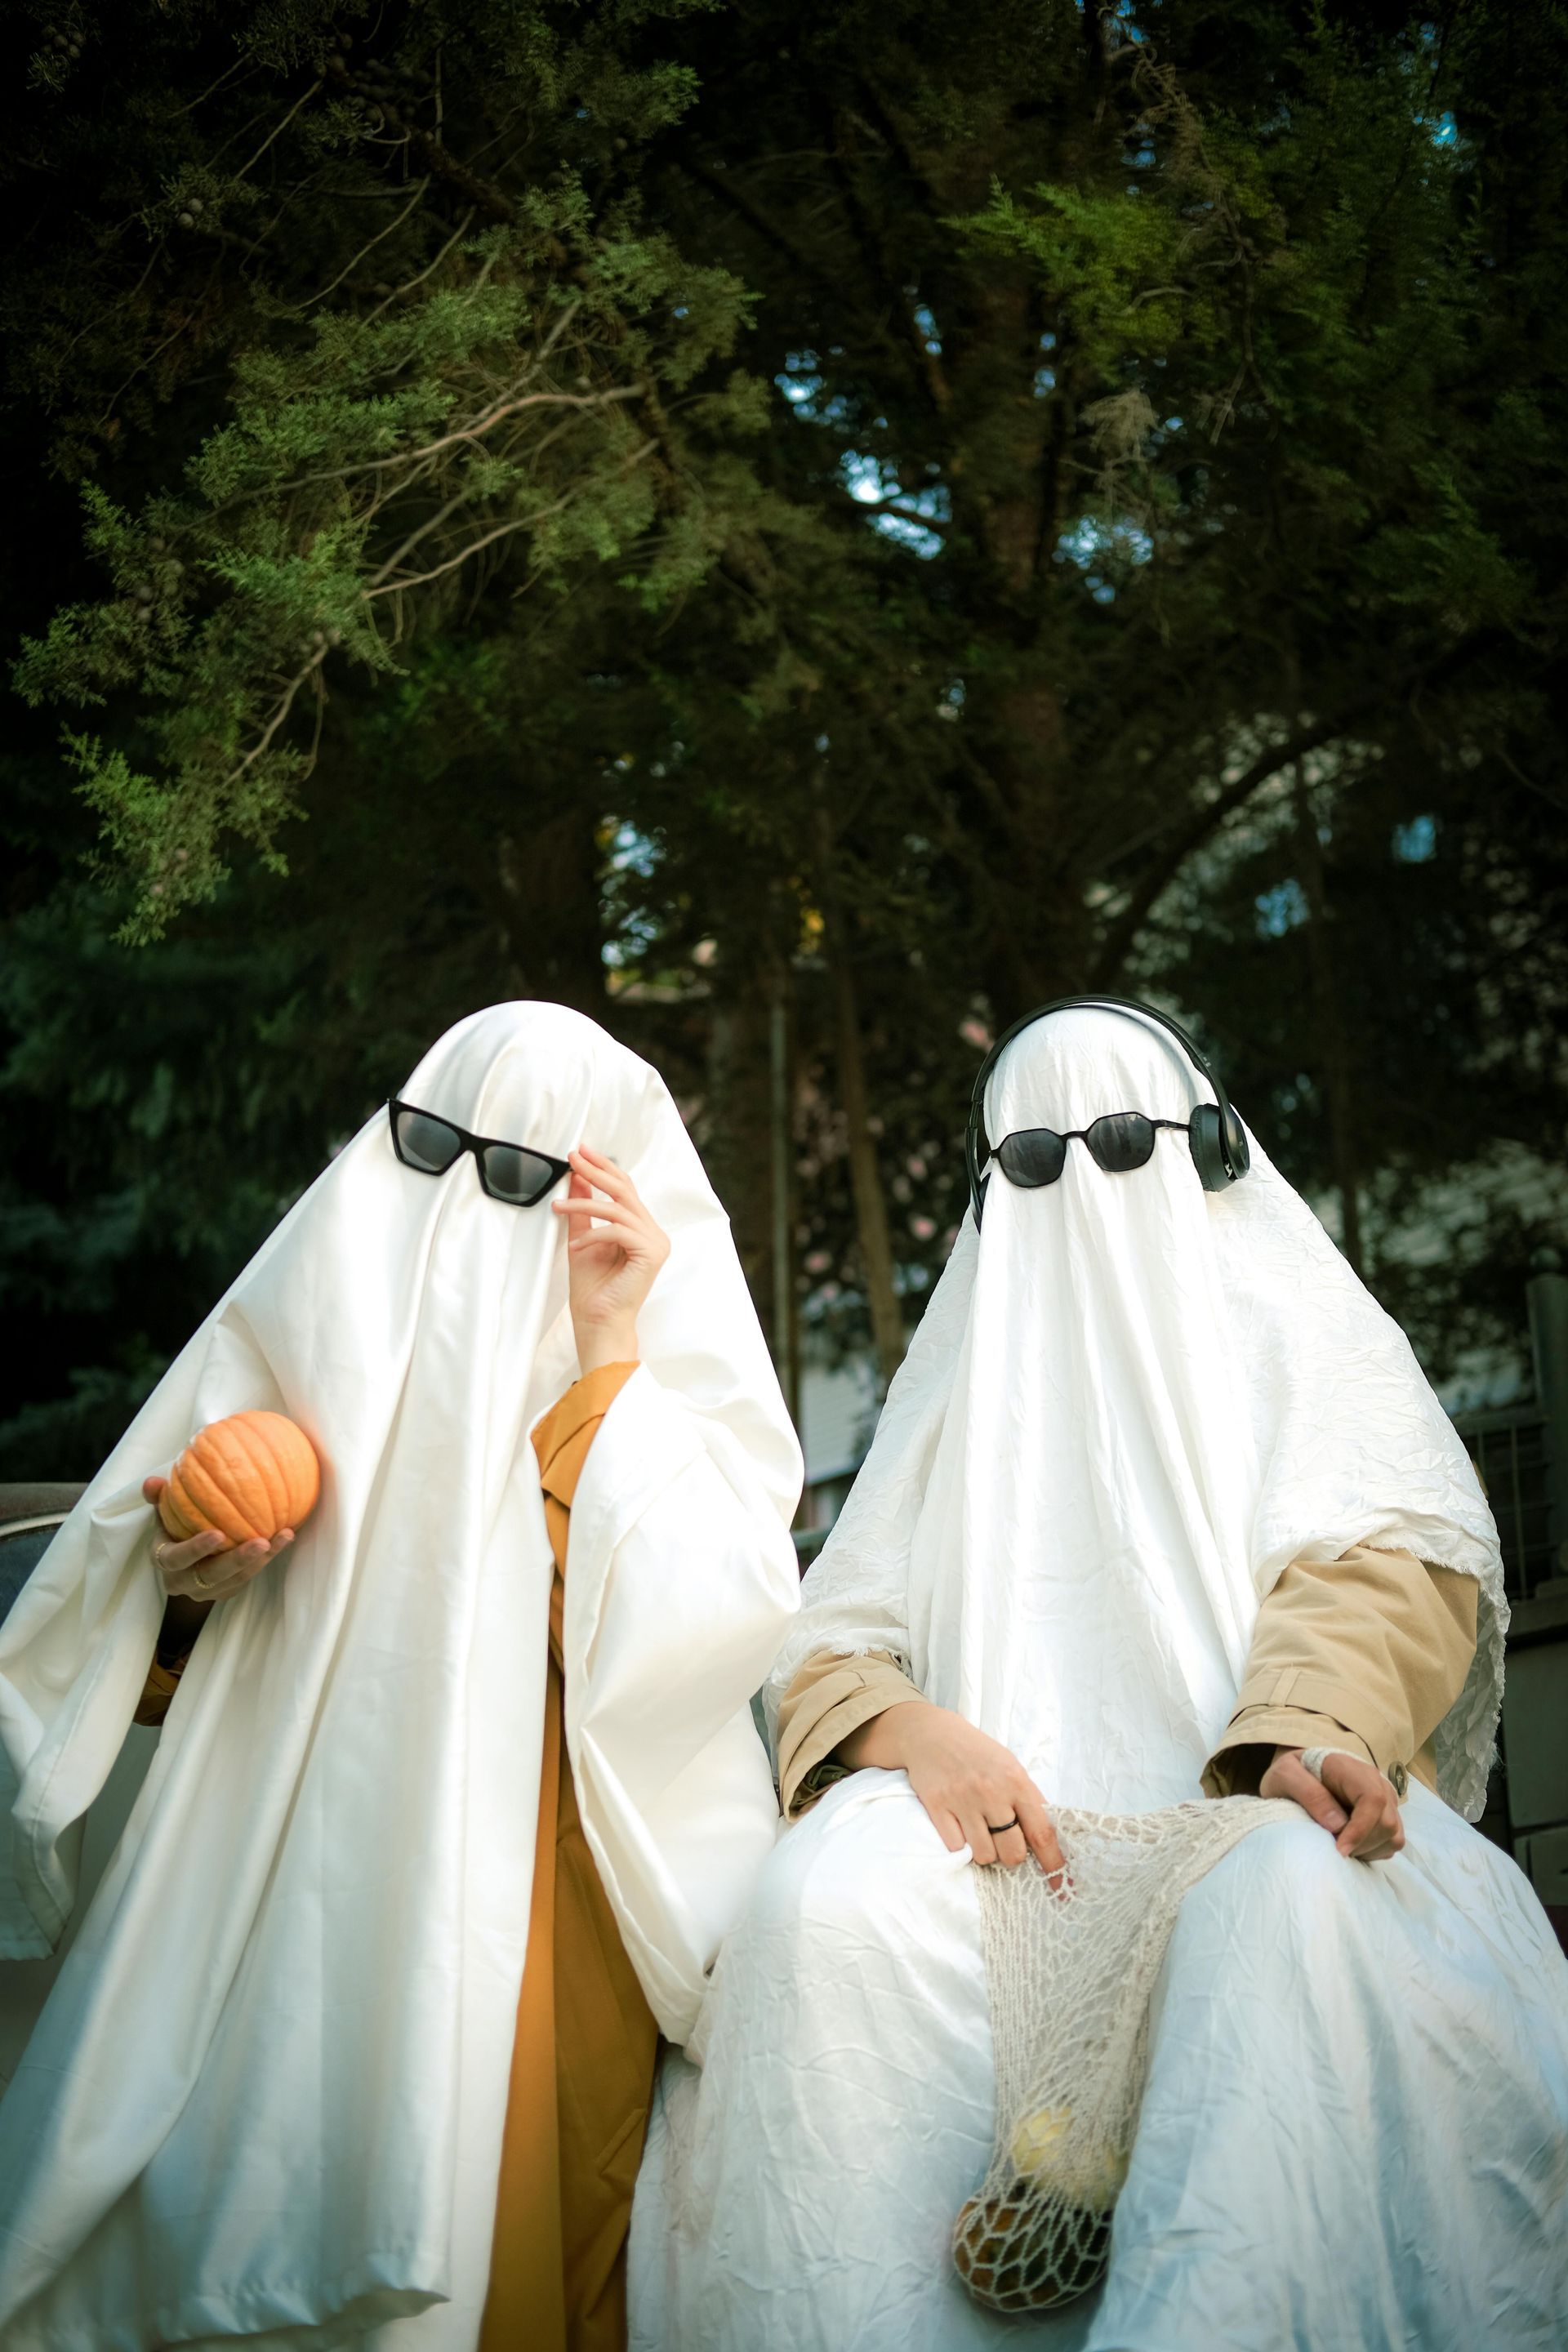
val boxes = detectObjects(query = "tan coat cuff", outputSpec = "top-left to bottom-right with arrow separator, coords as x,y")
1202,1705 -> 1376,1798
1202,1544 -> 1476,1801
777,1650 -> 925,1819
1226,1667 -> 1401,1772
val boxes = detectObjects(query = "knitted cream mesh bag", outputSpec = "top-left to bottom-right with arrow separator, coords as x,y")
955,1797 -> 1295,2314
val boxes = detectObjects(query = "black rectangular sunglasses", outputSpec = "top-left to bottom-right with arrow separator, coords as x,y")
388,1100 -> 571,1206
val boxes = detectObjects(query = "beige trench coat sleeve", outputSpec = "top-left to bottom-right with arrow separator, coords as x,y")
777,1649 -> 926,1820
1202,1544 -> 1477,1801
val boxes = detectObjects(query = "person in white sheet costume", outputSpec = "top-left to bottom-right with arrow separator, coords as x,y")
630,1001 -> 1568,2352
0,1000 -> 802,2352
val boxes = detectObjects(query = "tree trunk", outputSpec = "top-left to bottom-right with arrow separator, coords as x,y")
830,939 -> 906,1388
704,960 -> 777,1330
805,870 -> 902,1392
1294,769 -> 1364,1274
811,796 -> 906,1387
497,800 -> 605,1014
768,963 -> 800,1429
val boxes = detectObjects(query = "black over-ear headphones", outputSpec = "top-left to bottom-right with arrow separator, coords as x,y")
964,994 -> 1250,1230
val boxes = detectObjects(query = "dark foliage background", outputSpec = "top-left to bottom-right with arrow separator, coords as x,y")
3,0 -> 1566,1472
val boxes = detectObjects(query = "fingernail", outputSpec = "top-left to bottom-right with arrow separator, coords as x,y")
1325,1810 -> 1347,1831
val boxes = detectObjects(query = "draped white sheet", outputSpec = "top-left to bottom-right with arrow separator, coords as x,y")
0,1000 -> 801,2352
633,1004 -> 1563,2350
631,1772 -> 1568,2352
765,1004 -> 1504,1818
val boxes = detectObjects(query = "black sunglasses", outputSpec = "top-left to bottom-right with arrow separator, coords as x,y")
995,1111 -> 1195,1189
388,1100 -> 571,1206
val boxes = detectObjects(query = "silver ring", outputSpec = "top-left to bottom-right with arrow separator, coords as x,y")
191,1566 -> 213,1593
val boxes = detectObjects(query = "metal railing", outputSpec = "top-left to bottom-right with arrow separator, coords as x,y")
1451,1258 -> 1568,1613
1453,1404 -> 1556,1607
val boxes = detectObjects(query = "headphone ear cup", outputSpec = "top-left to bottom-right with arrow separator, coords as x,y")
1221,1102 -> 1250,1183
1188,1102 -> 1241,1192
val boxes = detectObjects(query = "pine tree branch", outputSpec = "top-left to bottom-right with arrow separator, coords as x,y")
684,158 -> 831,289
1088,696 -> 1387,985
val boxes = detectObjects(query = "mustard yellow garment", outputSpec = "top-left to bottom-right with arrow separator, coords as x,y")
776,1542 -> 1478,1820
138,1361 -> 657,2352
481,1359 -> 657,2352
132,1651 -> 187,1728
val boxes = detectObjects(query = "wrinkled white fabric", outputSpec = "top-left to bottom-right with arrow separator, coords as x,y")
958,1797 -> 1299,2314
0,1724 -> 157,2098
0,1000 -> 800,2352
631,1772 -> 1568,2352
766,1005 -> 1504,1818
639,1004 -> 1557,2351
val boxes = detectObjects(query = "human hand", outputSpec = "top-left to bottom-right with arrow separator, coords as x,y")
840,1699 -> 1066,1876
1260,1744 -> 1405,1861
552,1144 -> 670,1373
143,1474 -> 294,1636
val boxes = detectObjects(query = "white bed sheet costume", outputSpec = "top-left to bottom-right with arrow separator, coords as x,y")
0,1000 -> 802,2352
630,1004 -> 1568,2352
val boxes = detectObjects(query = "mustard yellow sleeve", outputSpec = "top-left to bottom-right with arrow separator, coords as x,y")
530,1361 -> 639,1571
777,1649 -> 927,1819
1202,1544 -> 1477,1800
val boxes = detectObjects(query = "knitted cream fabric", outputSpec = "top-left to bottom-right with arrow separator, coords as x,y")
956,1797 -> 1295,2313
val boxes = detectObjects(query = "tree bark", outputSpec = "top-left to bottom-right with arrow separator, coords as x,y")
497,800 -> 604,1014
704,959 -> 776,1330
811,797 -> 905,1386
828,937 -> 906,1388
768,963 -> 800,1429
1294,768 -> 1364,1274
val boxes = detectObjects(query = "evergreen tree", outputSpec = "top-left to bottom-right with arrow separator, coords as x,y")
3,0 -> 1565,1471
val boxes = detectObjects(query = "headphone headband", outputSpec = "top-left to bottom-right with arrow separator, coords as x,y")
964,993 -> 1246,1227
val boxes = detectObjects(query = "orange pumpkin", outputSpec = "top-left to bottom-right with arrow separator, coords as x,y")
158,1410 -> 321,1548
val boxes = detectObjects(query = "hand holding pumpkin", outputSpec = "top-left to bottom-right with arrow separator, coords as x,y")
145,1409 -> 321,1611
145,1482 -> 293,1606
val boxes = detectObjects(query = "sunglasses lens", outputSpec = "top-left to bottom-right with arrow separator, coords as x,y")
394,1108 -> 463,1174
996,1129 -> 1068,1188
480,1143 -> 558,1205
1088,1112 -> 1157,1174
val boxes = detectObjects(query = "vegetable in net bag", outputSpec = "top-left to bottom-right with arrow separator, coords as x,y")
956,1797 -> 1295,2313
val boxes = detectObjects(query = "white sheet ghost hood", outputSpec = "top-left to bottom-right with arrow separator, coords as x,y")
769,1003 -> 1502,1820
0,1000 -> 800,2350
